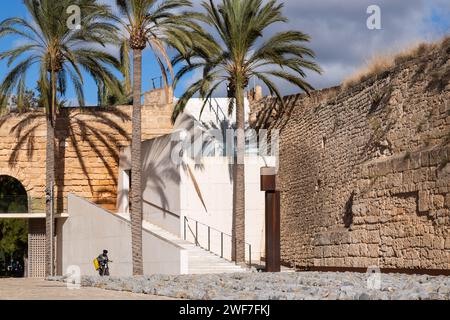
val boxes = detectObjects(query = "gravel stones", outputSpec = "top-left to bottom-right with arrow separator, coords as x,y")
48,272 -> 450,300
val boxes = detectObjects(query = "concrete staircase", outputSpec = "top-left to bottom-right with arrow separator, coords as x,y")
142,220 -> 248,274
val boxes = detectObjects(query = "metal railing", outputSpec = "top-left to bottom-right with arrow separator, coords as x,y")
183,216 -> 252,269
151,76 -> 164,89
0,196 -> 46,214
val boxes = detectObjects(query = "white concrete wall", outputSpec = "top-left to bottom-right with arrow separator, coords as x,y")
180,156 -> 275,264
117,134 -> 182,236
117,150 -> 272,264
60,194 -> 187,276
116,105 -> 276,265
141,135 -> 182,236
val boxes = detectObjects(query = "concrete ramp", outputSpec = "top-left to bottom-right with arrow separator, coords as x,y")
59,194 -> 188,276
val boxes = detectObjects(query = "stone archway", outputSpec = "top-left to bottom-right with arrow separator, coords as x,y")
0,168 -> 45,215
0,175 -> 29,277
0,168 -> 37,212
0,173 -> 45,278
0,175 -> 28,213
0,168 -> 35,198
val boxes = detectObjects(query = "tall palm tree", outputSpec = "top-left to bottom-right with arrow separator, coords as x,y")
0,0 -> 121,276
113,0 -> 200,275
172,0 -> 322,263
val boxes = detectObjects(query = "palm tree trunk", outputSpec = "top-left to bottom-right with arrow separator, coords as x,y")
45,70 -> 56,277
232,83 -> 246,263
131,49 -> 144,276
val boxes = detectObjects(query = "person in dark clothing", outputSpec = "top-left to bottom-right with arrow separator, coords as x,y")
97,250 -> 112,276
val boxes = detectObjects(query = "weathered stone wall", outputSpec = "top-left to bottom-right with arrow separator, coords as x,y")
0,89 -> 173,212
251,40 -> 450,270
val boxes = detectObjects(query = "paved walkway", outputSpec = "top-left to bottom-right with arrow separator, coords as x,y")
0,278 -> 170,300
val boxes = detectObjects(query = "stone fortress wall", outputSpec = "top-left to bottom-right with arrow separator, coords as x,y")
250,39 -> 450,270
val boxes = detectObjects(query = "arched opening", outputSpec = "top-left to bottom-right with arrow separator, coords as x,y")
0,175 -> 28,277
0,175 -> 28,213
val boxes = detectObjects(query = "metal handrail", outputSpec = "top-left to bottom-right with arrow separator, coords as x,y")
183,216 -> 252,268
142,199 -> 180,219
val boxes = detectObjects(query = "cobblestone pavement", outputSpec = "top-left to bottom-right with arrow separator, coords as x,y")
0,278 -> 171,300
54,272 -> 450,300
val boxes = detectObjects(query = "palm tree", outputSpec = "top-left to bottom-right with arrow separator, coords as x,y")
0,0 -> 121,276
113,0 -> 200,275
172,0 -> 322,263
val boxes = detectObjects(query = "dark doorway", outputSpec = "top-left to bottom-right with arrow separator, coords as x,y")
0,175 -> 29,277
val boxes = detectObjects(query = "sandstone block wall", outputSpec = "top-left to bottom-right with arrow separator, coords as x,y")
0,89 -> 173,212
251,41 -> 450,270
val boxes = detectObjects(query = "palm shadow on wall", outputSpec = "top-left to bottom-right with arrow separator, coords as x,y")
139,113 -> 210,217
0,107 -> 131,213
198,99 -> 235,184
140,135 -> 181,219
252,94 -> 301,134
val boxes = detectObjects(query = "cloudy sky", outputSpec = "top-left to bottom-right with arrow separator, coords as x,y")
270,0 -> 450,93
184,0 -> 450,95
0,0 -> 448,104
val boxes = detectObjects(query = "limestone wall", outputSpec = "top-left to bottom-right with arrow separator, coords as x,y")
251,40 -> 450,270
0,89 -> 173,213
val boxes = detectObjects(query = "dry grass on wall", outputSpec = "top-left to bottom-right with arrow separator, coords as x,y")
342,36 -> 450,89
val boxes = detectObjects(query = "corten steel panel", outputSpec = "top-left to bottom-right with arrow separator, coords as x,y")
265,191 -> 281,272
261,167 -> 277,191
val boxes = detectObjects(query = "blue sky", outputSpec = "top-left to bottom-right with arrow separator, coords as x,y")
0,0 -> 449,105
0,0 -> 181,106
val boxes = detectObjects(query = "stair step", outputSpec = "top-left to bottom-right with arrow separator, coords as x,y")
143,220 -> 249,274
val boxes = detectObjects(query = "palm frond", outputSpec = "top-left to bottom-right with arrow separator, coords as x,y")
0,0 -> 122,110
172,0 -> 322,122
